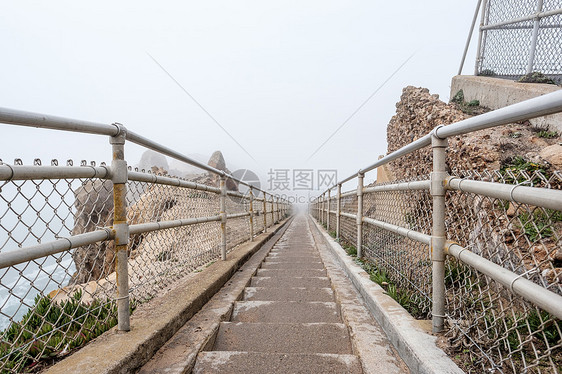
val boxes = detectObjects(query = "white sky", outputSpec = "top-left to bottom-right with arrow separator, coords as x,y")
0,1 -> 479,197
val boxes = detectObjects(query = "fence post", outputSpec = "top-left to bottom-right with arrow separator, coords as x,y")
474,0 -> 490,75
110,125 -> 130,332
336,183 -> 341,240
270,194 -> 275,225
249,187 -> 254,242
321,193 -> 325,225
326,190 -> 331,233
430,130 -> 448,333
263,193 -> 268,233
220,175 -> 227,260
527,0 -> 544,74
356,173 -> 364,258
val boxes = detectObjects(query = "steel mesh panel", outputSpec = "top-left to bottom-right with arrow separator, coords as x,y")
312,169 -> 561,373
444,169 -> 561,373
477,0 -> 562,78
362,178 -> 433,317
0,159 -> 119,373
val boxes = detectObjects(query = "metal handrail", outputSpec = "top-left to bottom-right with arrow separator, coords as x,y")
329,89 -> 562,191
312,89 -> 562,335
0,106 -> 281,199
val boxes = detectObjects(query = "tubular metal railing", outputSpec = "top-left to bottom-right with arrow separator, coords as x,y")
311,89 -> 562,373
0,107 -> 290,372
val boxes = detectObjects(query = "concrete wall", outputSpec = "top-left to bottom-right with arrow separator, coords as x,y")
450,75 -> 562,133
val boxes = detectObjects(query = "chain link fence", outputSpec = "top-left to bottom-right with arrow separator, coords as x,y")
0,156 -> 287,372
475,0 -> 562,80
312,167 -> 562,373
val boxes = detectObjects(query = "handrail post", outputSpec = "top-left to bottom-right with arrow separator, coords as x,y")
220,175 -> 227,260
110,125 -> 130,332
430,131 -> 448,333
356,173 -> 364,258
263,193 -> 268,233
326,190 -> 331,233
527,0 -> 544,74
249,187 -> 254,242
270,195 -> 275,225
321,193 -> 325,225
274,196 -> 279,224
336,183 -> 342,240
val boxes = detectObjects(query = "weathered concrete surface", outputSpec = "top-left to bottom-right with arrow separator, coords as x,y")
44,218 -> 291,374
213,322 -> 353,354
450,75 -> 562,132
193,214 -> 408,374
308,216 -> 410,374
310,217 -> 464,374
243,286 -> 335,301
231,300 -> 341,323
250,275 -> 331,288
137,217 -> 293,374
193,351 -> 363,374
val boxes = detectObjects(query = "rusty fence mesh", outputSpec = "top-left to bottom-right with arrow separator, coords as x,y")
0,159 -> 279,373
312,168 -> 562,373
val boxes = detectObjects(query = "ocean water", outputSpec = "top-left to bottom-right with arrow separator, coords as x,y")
0,180 -> 79,331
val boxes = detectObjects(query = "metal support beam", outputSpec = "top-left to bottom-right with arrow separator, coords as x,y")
430,132 -> 448,333
326,190 -> 332,232
336,184 -> 341,240
263,193 -> 268,233
110,126 -> 130,332
356,173 -> 364,258
220,176 -> 227,260
249,188 -> 254,242
527,0 -> 544,74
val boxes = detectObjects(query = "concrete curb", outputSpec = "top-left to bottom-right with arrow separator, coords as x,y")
310,218 -> 464,374
45,218 -> 292,374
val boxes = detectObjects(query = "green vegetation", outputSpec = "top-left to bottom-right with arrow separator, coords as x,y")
518,71 -> 557,85
451,90 -> 482,115
500,156 -> 549,185
537,130 -> 558,139
337,240 -> 425,318
518,209 -> 562,243
0,290 -> 136,372
328,230 -> 337,238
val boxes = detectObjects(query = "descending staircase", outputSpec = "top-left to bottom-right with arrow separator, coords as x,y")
192,219 -> 363,373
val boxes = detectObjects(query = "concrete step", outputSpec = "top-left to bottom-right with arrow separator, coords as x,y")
212,322 -> 353,354
261,261 -> 325,269
231,301 -> 340,323
264,254 -> 322,262
193,351 -> 362,374
270,248 -> 317,254
250,276 -> 331,288
256,268 -> 327,277
243,287 -> 335,302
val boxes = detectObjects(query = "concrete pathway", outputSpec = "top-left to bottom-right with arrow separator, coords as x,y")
191,215 -> 408,373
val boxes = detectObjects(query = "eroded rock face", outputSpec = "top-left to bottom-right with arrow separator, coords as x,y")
71,180 -> 115,284
386,86 -> 560,179
70,151 -> 240,285
206,150 -> 238,191
138,150 -> 169,172
383,85 -> 561,289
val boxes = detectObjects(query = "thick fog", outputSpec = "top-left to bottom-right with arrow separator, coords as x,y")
0,1 -> 479,201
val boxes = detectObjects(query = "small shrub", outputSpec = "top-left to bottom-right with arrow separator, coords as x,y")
451,90 -> 484,115
478,69 -> 496,77
500,156 -> 549,185
517,209 -> 561,242
518,72 -> 556,85
0,291 -> 136,371
537,130 -> 558,139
